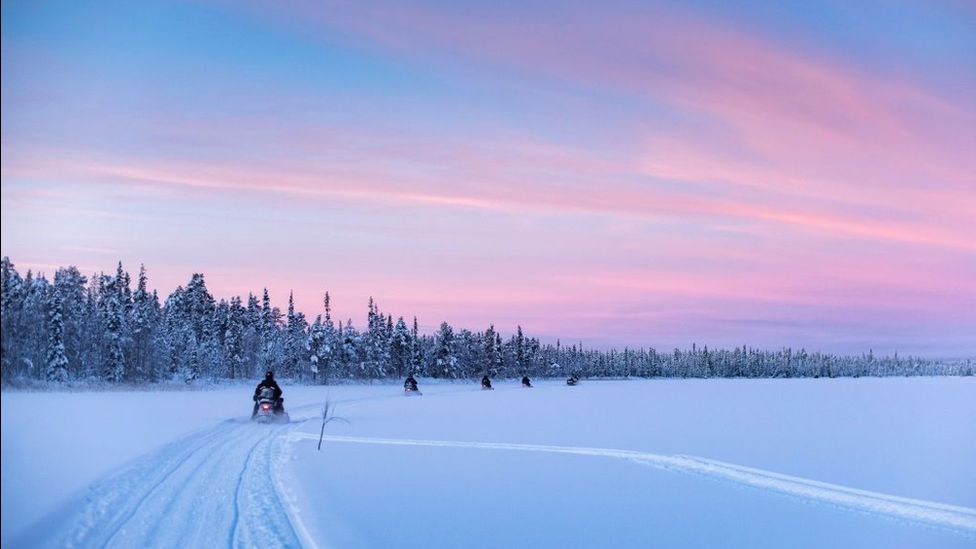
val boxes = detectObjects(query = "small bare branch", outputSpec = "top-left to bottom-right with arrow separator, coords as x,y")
318,393 -> 349,450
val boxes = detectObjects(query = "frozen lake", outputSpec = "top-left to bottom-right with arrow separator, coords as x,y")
2,377 -> 974,547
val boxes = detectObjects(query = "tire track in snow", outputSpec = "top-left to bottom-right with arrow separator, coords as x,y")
292,433 -> 976,537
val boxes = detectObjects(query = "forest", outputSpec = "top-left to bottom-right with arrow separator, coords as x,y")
1,257 -> 969,385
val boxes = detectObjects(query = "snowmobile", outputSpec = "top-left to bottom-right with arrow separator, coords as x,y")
521,377 -> 532,388
404,379 -> 422,396
566,375 -> 580,386
481,378 -> 494,391
253,387 -> 290,423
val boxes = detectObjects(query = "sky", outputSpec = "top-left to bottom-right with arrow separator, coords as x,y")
2,0 -> 974,357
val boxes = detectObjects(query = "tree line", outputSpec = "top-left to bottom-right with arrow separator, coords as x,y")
1,257 -> 970,385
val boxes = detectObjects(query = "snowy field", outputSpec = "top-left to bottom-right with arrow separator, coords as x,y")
2,377 -> 974,548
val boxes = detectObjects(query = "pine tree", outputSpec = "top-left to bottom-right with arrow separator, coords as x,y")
53,266 -> 88,378
307,315 -> 332,382
103,275 -> 126,382
434,321 -> 458,378
116,261 -> 133,317
45,290 -> 69,382
313,292 -> 338,383
261,289 -> 274,333
494,333 -> 504,376
258,288 -> 282,375
223,296 -> 246,379
363,298 -> 390,380
323,291 -> 332,324
181,340 -> 200,383
20,270 -> 51,379
516,325 -> 525,375
411,316 -> 423,376
0,257 -> 24,379
341,319 -> 361,379
391,316 -> 410,378
130,265 -> 158,381
484,325 -> 497,376
283,291 -> 309,379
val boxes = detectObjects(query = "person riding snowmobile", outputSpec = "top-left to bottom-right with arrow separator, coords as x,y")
253,370 -> 284,417
566,374 -> 580,386
521,376 -> 532,388
404,375 -> 419,392
481,375 -> 493,390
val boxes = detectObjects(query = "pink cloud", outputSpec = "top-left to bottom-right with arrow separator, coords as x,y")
233,2 -> 974,244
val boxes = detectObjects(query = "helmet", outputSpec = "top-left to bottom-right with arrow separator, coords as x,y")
265,370 -> 274,379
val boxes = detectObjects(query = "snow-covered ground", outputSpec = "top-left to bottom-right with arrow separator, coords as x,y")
2,377 -> 974,548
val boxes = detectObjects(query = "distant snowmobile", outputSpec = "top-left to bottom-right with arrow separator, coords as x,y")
521,376 -> 532,388
566,375 -> 580,386
404,376 -> 422,396
481,376 -> 494,390
252,387 -> 289,423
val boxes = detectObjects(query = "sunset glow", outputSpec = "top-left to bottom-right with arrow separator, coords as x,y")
2,0 -> 974,355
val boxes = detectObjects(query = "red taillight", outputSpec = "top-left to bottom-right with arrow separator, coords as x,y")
261,403 -> 271,410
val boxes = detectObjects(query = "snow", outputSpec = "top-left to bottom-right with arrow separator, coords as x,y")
2,377 -> 974,548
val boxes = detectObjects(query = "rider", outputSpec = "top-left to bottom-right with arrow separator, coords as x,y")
481,375 -> 492,389
404,374 -> 419,391
253,370 -> 283,416
521,375 -> 532,387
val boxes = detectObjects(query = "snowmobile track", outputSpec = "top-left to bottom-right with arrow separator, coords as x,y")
296,433 -> 976,538
44,419 -> 303,548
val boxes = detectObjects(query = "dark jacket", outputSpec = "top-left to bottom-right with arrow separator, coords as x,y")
255,378 -> 282,400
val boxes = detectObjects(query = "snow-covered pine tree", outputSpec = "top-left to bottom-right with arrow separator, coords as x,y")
181,340 -> 200,383
307,299 -> 338,384
242,293 -> 262,378
515,325 -> 525,376
283,291 -> 309,379
454,329 -> 480,378
45,290 -> 69,382
258,288 -> 284,375
75,275 -> 103,379
307,316 -> 324,378
223,296 -> 246,379
362,298 -> 390,381
261,289 -> 274,334
341,319 -> 361,380
23,271 -> 53,379
102,274 -> 126,382
494,332 -> 503,377
183,273 -> 215,341
390,316 -> 410,379
53,266 -> 88,379
130,265 -> 160,381
434,321 -> 458,378
115,261 -> 133,317
1,257 -> 25,379
310,292 -> 338,383
484,325 -> 497,376
411,316 -> 424,376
